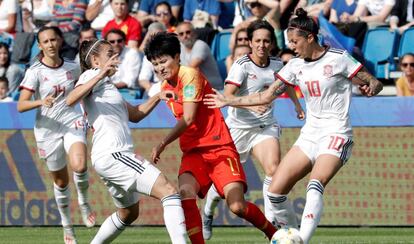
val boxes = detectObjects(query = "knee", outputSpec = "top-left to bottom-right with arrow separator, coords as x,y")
162,182 -> 179,197
70,153 -> 87,173
264,164 -> 277,177
118,207 -> 139,225
227,201 -> 246,217
179,185 -> 197,199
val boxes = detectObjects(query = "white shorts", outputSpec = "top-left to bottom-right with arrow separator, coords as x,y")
230,123 -> 281,163
294,132 -> 354,165
93,151 -> 161,208
37,127 -> 86,171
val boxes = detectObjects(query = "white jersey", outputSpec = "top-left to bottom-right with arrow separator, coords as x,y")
20,59 -> 83,141
225,55 -> 284,129
277,48 -> 362,136
77,69 -> 134,161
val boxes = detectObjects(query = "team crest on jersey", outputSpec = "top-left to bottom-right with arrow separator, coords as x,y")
248,73 -> 258,80
323,65 -> 333,77
66,71 -> 73,80
183,84 -> 196,99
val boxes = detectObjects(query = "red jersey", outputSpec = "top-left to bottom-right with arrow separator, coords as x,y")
161,66 -> 234,152
102,15 -> 142,44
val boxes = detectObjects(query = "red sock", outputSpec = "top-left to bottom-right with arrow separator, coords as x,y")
242,201 -> 277,240
181,199 -> 205,244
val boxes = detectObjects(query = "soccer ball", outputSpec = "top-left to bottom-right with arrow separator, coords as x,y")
270,227 -> 303,244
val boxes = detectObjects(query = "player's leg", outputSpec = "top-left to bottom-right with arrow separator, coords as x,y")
201,185 -> 220,240
299,135 -> 353,244
66,137 -> 96,228
40,138 -> 77,244
149,172 -> 187,244
222,182 -> 277,240
178,172 -> 204,244
91,202 -> 139,244
251,135 -> 280,224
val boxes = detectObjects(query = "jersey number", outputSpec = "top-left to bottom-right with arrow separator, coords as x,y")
227,157 -> 240,176
305,81 -> 321,97
53,85 -> 66,97
328,136 -> 345,151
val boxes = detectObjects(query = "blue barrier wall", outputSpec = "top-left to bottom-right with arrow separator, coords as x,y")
1,97 -> 414,129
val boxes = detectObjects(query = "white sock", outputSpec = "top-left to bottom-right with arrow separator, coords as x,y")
267,191 -> 298,228
73,171 -> 89,206
91,212 -> 127,244
263,176 -> 275,224
161,194 -> 187,244
203,185 -> 221,217
53,183 -> 71,227
300,179 -> 324,244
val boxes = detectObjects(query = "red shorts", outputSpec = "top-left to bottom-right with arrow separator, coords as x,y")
179,143 -> 247,198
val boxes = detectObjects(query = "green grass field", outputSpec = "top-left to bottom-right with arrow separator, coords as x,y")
1,226 -> 414,244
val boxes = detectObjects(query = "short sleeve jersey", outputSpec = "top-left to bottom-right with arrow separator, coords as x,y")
161,66 -> 233,152
77,69 -> 134,160
225,55 -> 284,129
276,48 -> 362,135
19,59 -> 82,141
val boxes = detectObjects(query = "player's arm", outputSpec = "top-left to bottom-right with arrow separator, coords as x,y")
224,83 -> 270,114
17,89 -> 55,112
285,86 -> 305,120
204,79 -> 287,108
126,91 -> 174,122
351,66 -> 383,97
152,102 -> 198,163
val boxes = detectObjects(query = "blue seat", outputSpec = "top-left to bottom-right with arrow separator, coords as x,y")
398,27 -> 414,57
118,88 -> 141,100
362,27 -> 399,79
211,31 -> 232,61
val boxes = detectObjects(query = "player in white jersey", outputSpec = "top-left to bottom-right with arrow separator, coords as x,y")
201,20 -> 305,240
17,26 -> 96,244
204,8 -> 383,244
66,39 -> 187,244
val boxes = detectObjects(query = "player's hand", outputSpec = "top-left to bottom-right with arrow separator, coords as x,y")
99,54 -> 120,78
203,88 -> 228,108
359,84 -> 374,97
247,105 -> 269,115
151,142 -> 166,164
42,94 -> 56,108
159,90 -> 176,101
295,105 -> 305,120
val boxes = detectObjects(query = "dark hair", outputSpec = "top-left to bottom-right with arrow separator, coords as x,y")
80,26 -> 97,36
287,8 -> 319,40
144,32 -> 180,61
79,39 -> 111,72
104,28 -> 127,41
0,43 -> 11,68
247,20 -> 279,55
37,26 -> 64,43
400,52 -> 414,63
279,48 -> 296,57
155,1 -> 177,27
0,76 -> 8,86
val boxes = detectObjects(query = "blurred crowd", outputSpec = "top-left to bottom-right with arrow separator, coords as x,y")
0,0 -> 413,102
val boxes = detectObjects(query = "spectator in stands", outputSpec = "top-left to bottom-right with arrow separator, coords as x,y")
85,0 -> 114,32
0,77 -> 13,102
396,53 -> 414,96
138,22 -> 165,97
105,28 -> 142,89
328,0 -> 357,24
0,43 -> 24,95
154,1 -> 177,33
51,0 -> 88,33
176,22 -> 223,90
137,0 -> 182,27
226,44 -> 251,73
183,0 -> 221,29
22,0 -> 54,32
389,0 -> 414,33
226,28 -> 249,72
75,27 -> 97,64
103,0 -> 142,49
340,0 -> 395,26
0,0 -> 17,34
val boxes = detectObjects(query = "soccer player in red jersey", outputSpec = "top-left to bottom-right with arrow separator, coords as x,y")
144,32 -> 277,243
